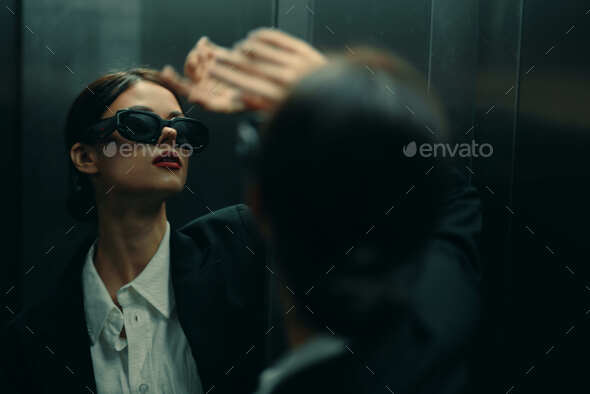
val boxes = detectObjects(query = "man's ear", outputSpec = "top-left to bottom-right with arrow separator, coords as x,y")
244,181 -> 272,239
70,142 -> 100,175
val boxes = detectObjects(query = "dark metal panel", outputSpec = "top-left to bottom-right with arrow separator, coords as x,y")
1,0 -> 22,324
20,0 -> 142,307
276,0 -> 315,41
310,0 -> 431,75
509,1 -> 590,392
428,0 -> 478,145
470,0 -> 524,391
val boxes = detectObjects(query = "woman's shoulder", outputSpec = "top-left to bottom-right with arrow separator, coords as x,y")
176,203 -> 264,251
172,204 -> 268,311
179,203 -> 253,229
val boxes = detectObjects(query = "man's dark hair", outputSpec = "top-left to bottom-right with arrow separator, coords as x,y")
253,47 -> 456,340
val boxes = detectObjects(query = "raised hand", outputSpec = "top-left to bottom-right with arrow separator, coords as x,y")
160,28 -> 327,113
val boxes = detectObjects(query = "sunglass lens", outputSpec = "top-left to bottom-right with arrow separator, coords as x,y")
119,112 -> 159,141
173,120 -> 209,151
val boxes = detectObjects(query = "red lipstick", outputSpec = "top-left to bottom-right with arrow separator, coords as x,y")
153,151 -> 181,169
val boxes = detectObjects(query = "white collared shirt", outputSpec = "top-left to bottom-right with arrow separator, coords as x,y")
82,221 -> 203,394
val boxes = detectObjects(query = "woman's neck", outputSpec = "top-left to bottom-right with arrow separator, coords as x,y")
93,201 -> 168,302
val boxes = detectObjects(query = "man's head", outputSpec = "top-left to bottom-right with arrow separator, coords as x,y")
247,47 -> 454,339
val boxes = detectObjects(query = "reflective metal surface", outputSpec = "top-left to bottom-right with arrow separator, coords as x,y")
6,1 -> 590,391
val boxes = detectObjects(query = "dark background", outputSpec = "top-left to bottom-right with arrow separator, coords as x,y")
1,0 -> 589,392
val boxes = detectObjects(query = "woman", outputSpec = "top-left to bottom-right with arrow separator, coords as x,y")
1,29 -> 326,394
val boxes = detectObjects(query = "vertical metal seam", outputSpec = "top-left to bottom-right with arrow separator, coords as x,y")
266,0 -> 280,366
15,0 -> 24,311
426,0 -> 435,94
272,0 -> 279,27
504,0 -> 526,311
469,0 -> 479,183
307,0 -> 315,43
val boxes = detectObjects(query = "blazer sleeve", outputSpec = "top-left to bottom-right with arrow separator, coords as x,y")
412,165 -> 483,342
235,203 -> 267,260
432,166 -> 483,277
0,312 -> 35,394
365,167 -> 483,394
408,166 -> 483,393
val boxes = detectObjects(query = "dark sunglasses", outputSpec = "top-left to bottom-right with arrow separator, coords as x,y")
82,109 -> 209,152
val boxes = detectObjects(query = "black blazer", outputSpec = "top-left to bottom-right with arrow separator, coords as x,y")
0,204 -> 270,394
257,167 -> 484,394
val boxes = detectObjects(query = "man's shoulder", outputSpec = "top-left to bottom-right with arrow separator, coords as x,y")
268,351 -> 364,394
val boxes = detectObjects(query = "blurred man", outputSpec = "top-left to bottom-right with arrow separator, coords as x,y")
168,29 -> 482,393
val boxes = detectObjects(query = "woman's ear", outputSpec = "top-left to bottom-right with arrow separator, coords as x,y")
70,142 -> 99,175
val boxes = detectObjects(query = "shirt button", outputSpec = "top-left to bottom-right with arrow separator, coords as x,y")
138,383 -> 149,393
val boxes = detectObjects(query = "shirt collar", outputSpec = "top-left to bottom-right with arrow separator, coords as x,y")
82,221 -> 174,345
82,243 -> 118,346
121,220 -> 174,319
256,334 -> 347,394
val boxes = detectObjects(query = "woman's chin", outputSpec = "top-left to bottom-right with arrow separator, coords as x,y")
157,181 -> 186,195
140,179 -> 186,198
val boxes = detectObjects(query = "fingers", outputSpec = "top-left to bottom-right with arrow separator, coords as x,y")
234,39 -> 302,69
188,87 -> 245,113
160,65 -> 246,113
160,65 -> 193,97
184,45 -> 200,82
164,36 -> 246,113
247,28 -> 327,64
184,36 -> 217,82
187,77 -> 246,113
209,60 -> 285,102
231,29 -> 327,81
241,92 -> 277,112
214,48 -> 300,87
184,82 -> 245,113
168,29 -> 325,114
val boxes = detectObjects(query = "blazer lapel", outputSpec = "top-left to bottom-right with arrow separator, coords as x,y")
36,232 -> 97,393
169,228 -> 229,392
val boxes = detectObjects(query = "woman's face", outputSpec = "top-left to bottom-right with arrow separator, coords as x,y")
92,80 -> 190,202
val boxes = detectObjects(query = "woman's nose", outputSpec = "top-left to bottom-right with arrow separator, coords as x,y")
158,126 -> 178,146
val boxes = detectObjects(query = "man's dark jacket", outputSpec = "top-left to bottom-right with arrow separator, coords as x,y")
258,168 -> 483,394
